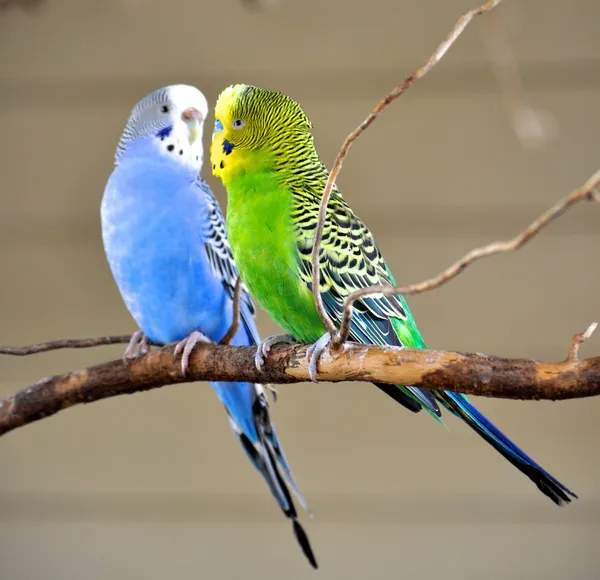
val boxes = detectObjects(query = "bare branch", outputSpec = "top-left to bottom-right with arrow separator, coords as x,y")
311,0 -> 504,338
337,170 -> 600,343
568,322 -> 598,363
0,0 -> 46,12
239,0 -> 277,9
0,335 -> 132,356
0,278 -> 244,356
479,6 -> 556,149
220,277 -> 243,345
1,341 -> 599,438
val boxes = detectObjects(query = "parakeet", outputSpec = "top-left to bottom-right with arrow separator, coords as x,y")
210,83 -> 577,506
100,85 -> 317,568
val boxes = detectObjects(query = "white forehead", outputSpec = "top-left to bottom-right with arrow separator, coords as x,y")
132,84 -> 209,118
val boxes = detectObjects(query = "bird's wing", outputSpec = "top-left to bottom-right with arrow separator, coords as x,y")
294,187 -> 441,416
196,179 -> 260,345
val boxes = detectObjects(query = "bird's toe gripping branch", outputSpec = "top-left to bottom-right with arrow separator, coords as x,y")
254,334 -> 297,372
174,330 -> 213,376
305,332 -> 338,383
123,330 -> 150,362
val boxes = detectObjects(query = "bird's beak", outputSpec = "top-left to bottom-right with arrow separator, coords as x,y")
182,107 -> 202,122
182,108 -> 203,144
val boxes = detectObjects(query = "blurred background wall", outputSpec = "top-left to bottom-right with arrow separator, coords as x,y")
1,0 -> 599,578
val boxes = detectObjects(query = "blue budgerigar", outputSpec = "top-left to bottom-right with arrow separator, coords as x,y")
100,85 -> 317,568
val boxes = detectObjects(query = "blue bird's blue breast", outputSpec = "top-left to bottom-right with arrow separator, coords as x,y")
102,157 -> 234,345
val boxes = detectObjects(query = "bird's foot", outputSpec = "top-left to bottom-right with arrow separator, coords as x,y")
174,330 -> 213,376
255,334 -> 297,372
123,330 -> 150,362
306,332 -> 340,383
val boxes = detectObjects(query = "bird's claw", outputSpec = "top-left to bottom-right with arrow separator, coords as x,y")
306,333 -> 337,383
174,330 -> 213,376
255,334 -> 296,372
123,330 -> 150,362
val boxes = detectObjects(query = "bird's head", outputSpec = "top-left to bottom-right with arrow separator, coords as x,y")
210,84 -> 312,184
115,84 -> 209,170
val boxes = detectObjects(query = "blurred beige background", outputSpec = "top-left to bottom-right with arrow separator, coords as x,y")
1,0 -> 599,578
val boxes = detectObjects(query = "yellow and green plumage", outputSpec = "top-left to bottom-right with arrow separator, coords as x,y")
211,83 -> 576,505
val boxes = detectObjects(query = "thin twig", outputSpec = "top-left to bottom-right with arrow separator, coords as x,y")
568,322 -> 598,363
0,0 -> 45,11
1,341 -> 599,437
337,170 -> 600,343
480,6 -> 556,149
0,280 -> 245,356
0,335 -> 132,356
239,0 -> 276,8
220,277 -> 243,345
311,0 -> 504,340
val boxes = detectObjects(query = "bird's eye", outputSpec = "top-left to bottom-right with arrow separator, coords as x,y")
232,119 -> 245,129
161,105 -> 169,113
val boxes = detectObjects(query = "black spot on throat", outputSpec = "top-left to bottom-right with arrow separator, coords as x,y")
223,139 -> 235,155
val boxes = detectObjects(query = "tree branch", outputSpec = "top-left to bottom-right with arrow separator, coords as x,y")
0,278 -> 244,357
568,322 -> 598,363
336,169 -> 600,343
311,0 -> 504,338
219,277 -> 243,345
1,337 -> 599,437
0,335 -> 132,356
0,0 -> 46,12
479,6 -> 556,150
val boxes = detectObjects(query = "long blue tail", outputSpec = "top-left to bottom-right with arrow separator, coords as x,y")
437,391 -> 577,505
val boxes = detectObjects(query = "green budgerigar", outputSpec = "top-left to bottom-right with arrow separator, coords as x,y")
210,83 -> 576,506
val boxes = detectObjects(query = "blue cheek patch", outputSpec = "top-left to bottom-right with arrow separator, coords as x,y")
156,125 -> 173,139
223,139 -> 235,155
213,119 -> 223,136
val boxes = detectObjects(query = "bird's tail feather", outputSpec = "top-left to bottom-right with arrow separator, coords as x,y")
264,425 -> 312,515
226,390 -> 318,569
437,391 -> 577,505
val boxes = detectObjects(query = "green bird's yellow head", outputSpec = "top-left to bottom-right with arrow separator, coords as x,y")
210,84 -> 313,186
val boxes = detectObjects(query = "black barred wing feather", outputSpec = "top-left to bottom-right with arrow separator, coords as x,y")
294,188 -> 407,344
196,179 -> 259,344
293,187 -> 440,416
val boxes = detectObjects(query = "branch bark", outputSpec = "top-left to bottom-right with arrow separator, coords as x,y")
1,340 -> 599,438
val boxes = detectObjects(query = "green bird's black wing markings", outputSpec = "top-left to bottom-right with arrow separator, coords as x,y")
293,186 -> 441,418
